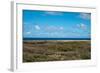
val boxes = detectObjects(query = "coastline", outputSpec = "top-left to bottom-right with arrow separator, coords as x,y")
23,40 -> 91,42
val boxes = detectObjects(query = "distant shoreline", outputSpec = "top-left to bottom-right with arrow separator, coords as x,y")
23,40 -> 91,42
23,38 -> 91,40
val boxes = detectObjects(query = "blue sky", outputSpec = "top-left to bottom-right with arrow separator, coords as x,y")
23,10 -> 91,38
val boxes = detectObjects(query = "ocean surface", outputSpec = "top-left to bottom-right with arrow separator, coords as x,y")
23,38 -> 91,40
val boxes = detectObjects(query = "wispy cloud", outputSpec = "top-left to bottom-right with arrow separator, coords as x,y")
59,27 -> 64,30
44,11 -> 63,15
34,25 -> 40,30
26,31 -> 31,34
45,26 -> 64,32
77,23 -> 87,30
79,13 -> 91,20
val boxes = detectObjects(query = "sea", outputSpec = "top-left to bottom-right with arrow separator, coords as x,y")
23,38 -> 91,40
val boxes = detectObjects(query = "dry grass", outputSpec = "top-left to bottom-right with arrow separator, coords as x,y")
23,40 -> 91,62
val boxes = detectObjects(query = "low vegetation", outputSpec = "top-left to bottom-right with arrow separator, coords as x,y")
23,40 -> 91,62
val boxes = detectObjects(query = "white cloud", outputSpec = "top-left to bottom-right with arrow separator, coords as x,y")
79,13 -> 91,20
26,31 -> 31,34
59,27 -> 64,30
45,26 -> 64,32
45,11 -> 63,15
34,25 -> 40,30
77,23 -> 87,30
